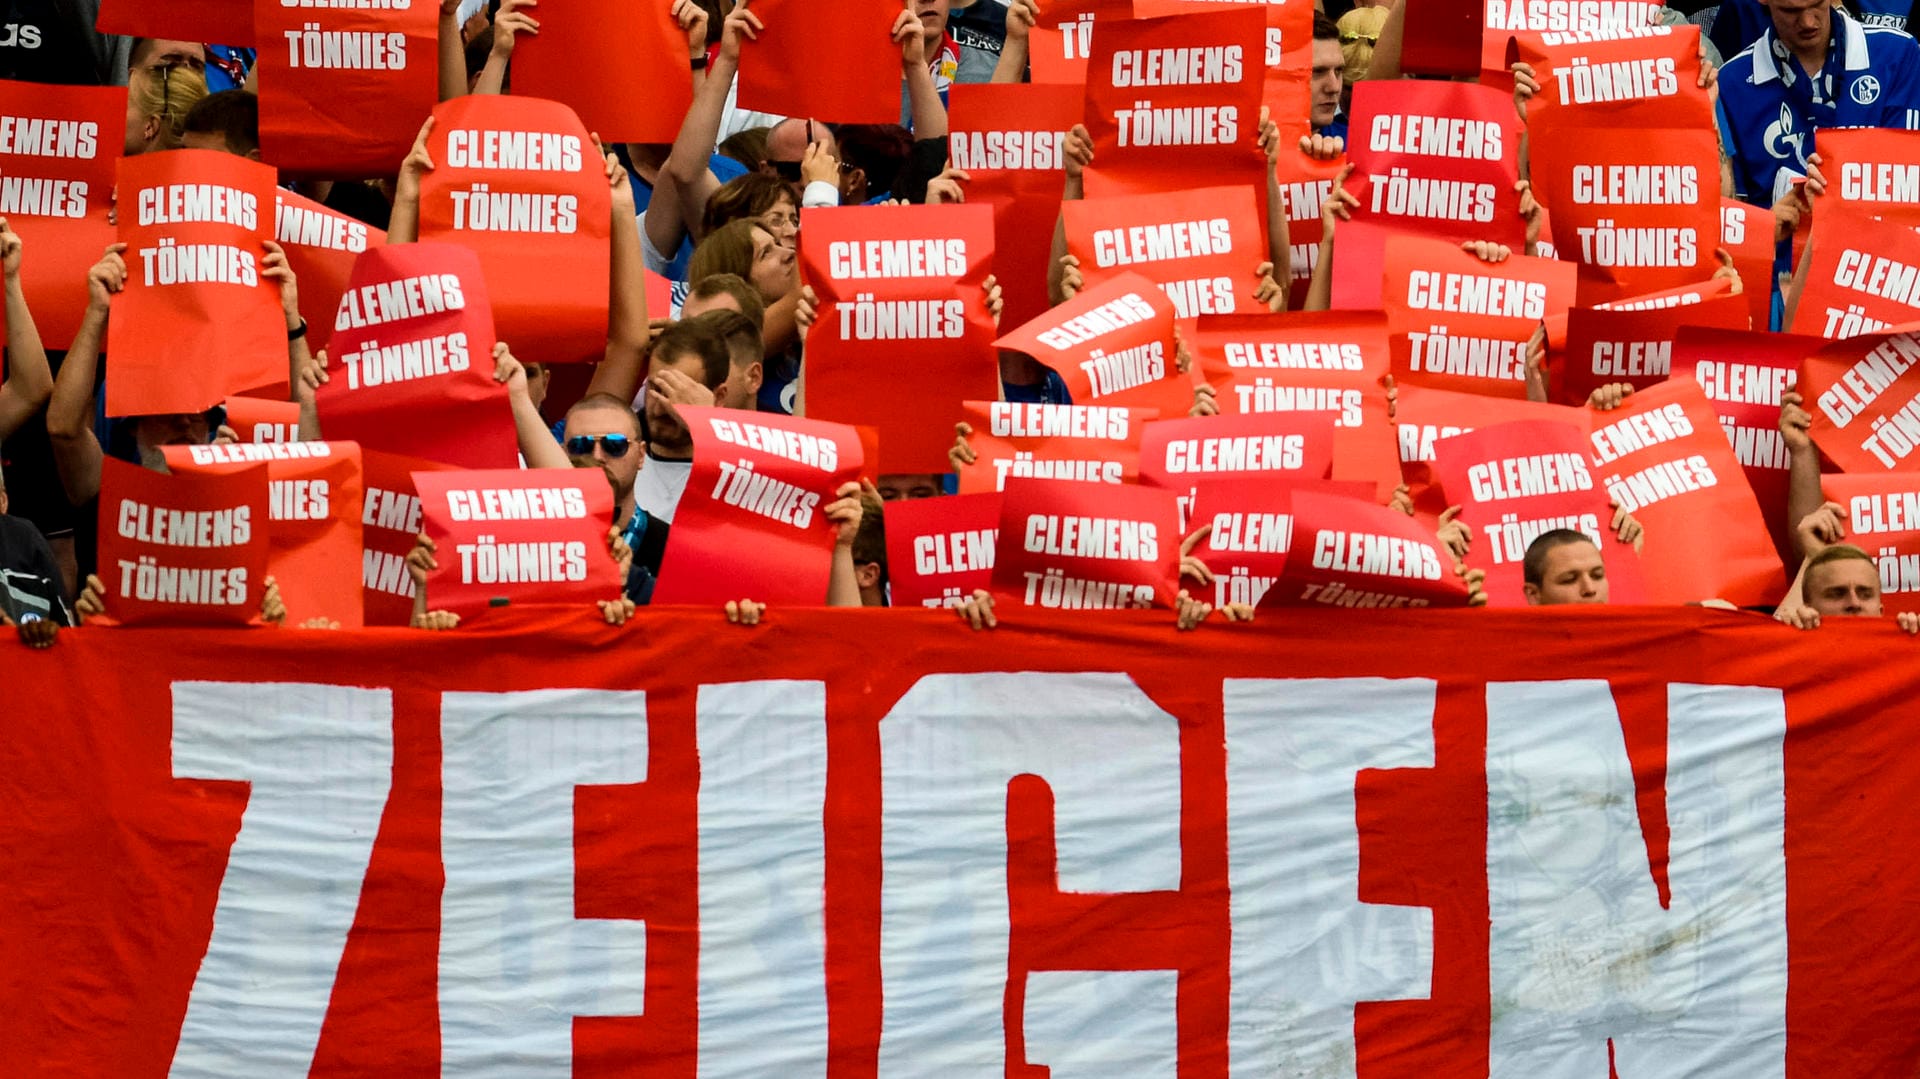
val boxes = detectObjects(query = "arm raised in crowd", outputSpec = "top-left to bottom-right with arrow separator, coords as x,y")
1303,161 -> 1358,312
591,138 -> 651,403
388,116 -> 436,244
45,243 -> 125,508
1048,124 -> 1094,305
656,0 -> 740,259
0,220 -> 53,443
472,0 -> 538,96
438,0 -> 472,101
990,0 -> 1038,84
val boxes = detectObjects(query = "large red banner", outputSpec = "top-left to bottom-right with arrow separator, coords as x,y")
1800,328 -> 1920,473
882,491 -> 1001,608
7,610 -> 1920,1072
1790,202 -> 1920,339
108,149 -> 283,417
799,203 -> 999,473
955,399 -> 1157,493
0,80 -> 122,350
947,83 -> 1079,333
254,0 -> 437,178
1061,184 -> 1266,320
1383,234 -> 1575,398
991,475 -> 1180,609
735,0 -> 901,123
1675,326 -> 1814,563
413,468 -> 620,619
512,0 -> 695,145
416,95 -> 610,365
92,456 -> 268,626
1346,80 -> 1524,248
1556,288 -> 1750,404
1822,472 -> 1920,614
275,189 -> 383,356
993,271 -> 1189,414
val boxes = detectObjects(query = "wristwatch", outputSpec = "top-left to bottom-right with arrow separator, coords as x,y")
691,54 -> 709,71
288,319 -> 308,341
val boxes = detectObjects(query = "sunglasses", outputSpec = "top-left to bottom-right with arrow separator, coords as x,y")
566,434 -> 633,458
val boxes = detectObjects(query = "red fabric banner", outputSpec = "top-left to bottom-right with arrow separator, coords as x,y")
512,0 -> 694,145
1822,472 -> 1920,614
1430,418 -> 1647,605
1401,0 -> 1483,77
1800,328 -> 1920,473
1393,383 -> 1588,516
735,0 -> 902,123
992,271 -> 1190,414
1268,488 -> 1473,607
1674,326 -> 1813,564
412,467 -> 619,619
1720,197 -> 1774,329
652,406 -> 864,605
1507,24 -> 1710,128
95,0 -> 254,45
1081,7 -> 1267,199
275,189 -> 383,356
254,0 -> 437,177
92,455 -> 267,626
1556,288 -> 1750,404
1818,126 -> 1920,211
1137,410 -> 1336,528
1586,376 -> 1785,603
220,395 -> 301,444
359,449 -> 454,627
163,440 -> 366,628
799,203 -> 998,473
0,80 -> 121,351
1061,184 -> 1267,319
416,94 -> 610,364
955,399 -> 1157,494
314,242 -> 513,470
1789,202 -> 1920,339
1383,234 -> 1576,398
882,491 -> 1001,608
1185,475 -> 1373,607
990,475 -> 1180,609
947,83 -> 1079,334
107,149 -> 282,417
1345,80 -> 1523,247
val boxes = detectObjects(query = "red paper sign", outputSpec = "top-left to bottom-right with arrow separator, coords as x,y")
1507,24 -> 1710,128
1383,234 -> 1576,398
955,399 -> 1158,494
1029,0 -> 1131,86
1082,7 -> 1267,199
512,0 -> 695,144
883,491 -> 1002,608
1431,418 -> 1647,605
735,0 -> 902,123
221,395 -> 302,444
1822,472 -> 1920,614
1137,410 -> 1336,529
1401,0 -> 1482,77
1267,488 -> 1472,608
1557,288 -> 1750,404
412,468 -> 619,619
1790,202 -> 1920,338
359,449 -> 455,626
1061,184 -> 1266,320
990,476 -> 1180,609
0,80 -> 122,351
314,243 -> 515,470
1819,127 -> 1920,211
1345,80 -> 1524,248
1586,376 -> 1786,603
416,95 -> 610,364
1185,476 -> 1373,608
1134,0 -> 1315,150
992,271 -> 1190,414
1720,198 -> 1774,330
1676,326 -> 1817,563
652,406 -> 864,605
799,204 -> 999,473
947,84 -> 1079,333
96,0 -> 254,45
1393,383 -> 1589,516
1481,0 -> 1662,78
1800,328 -> 1920,473
164,440 -> 367,628
276,189 -> 383,355
107,149 -> 282,417
1274,146 -> 1348,290
255,1 -> 437,177
93,456 -> 268,626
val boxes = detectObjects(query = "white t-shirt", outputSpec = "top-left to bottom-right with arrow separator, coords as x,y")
634,452 -> 693,524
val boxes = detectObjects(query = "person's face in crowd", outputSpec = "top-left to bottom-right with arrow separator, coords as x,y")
1524,540 -> 1610,606
1805,560 -> 1884,617
913,0 -> 953,48
1311,38 -> 1345,129
132,413 -> 211,470
1764,0 -> 1833,58
878,474 -> 941,501
757,193 -> 801,249
522,362 -> 551,412
564,405 -> 642,507
748,225 -> 799,301
643,347 -> 712,452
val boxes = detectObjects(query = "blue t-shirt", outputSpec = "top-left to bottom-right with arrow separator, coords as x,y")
628,153 -> 751,282
1001,367 -> 1072,406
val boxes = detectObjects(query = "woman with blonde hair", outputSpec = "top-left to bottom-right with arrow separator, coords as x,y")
124,59 -> 208,156
1336,6 -> 1389,99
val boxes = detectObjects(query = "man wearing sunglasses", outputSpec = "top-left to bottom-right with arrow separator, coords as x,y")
766,117 -> 852,207
561,393 -> 666,604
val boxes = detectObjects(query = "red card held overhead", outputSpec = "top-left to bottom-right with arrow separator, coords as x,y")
411,468 -> 620,620
947,83 -> 1080,333
512,0 -> 694,144
735,0 -> 903,123
1507,24 -> 1711,129
221,396 -> 302,445
254,0 -> 438,177
1675,326 -> 1817,564
275,189 -> 384,355
1721,198 -> 1774,330
1822,472 -> 1920,615
883,491 -> 1002,609
416,94 -> 610,364
360,449 -> 456,626
954,399 -> 1158,494
652,406 -> 865,606
93,456 -> 269,627
1556,287 -> 1750,405
993,270 -> 1189,414
990,476 -> 1181,610
1061,184 -> 1267,321
1480,0 -> 1661,78
96,0 -> 254,45
1817,126 -> 1920,210
798,203 -> 999,473
1800,328 -> 1920,473
107,149 -> 284,418
0,80 -> 122,351
1789,202 -> 1920,339
1186,476 -> 1374,609
1382,234 -> 1576,399
1400,0 -> 1482,77
1266,488 -> 1472,609
314,242 -> 516,470
1345,80 -> 1524,248
1136,410 -> 1337,530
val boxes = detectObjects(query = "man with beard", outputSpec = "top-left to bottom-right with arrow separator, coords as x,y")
634,315 -> 731,524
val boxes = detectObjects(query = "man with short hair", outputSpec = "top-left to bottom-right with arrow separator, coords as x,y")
180,89 -> 260,158
1522,529 -> 1610,606
1311,13 -> 1348,142
682,272 -> 767,327
698,310 -> 764,411
634,316 -> 730,523
1778,503 -> 1920,631
560,392 -> 669,603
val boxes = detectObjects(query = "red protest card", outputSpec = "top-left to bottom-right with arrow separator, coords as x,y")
1586,376 -> 1786,604
275,189 -> 384,355
314,243 -> 515,470
107,149 -> 283,417
1266,488 -> 1473,608
1082,7 -> 1268,199
1557,288 -> 1750,404
163,440 -> 366,628
96,0 -> 254,45
254,0 -> 437,178
1822,472 -> 1920,614
1393,383 -> 1589,517
1345,80 -> 1523,248
1061,184 -> 1267,319
1508,24 -> 1711,128
947,83 -> 1081,333
1480,1 -> 1662,79
1328,218 -> 1393,312
412,467 -> 620,618
1383,234 -> 1576,398
1137,410 -> 1337,530
1721,198 -> 1775,330
735,0 -> 902,123
1400,0 -> 1481,77
1272,141 -> 1349,294
512,0 -> 694,144
416,95 -> 610,364
798,203 -> 999,472
883,491 -> 1002,608
1430,418 -> 1648,606
954,399 -> 1158,493
0,80 -> 122,351
990,476 -> 1181,610
220,396 -> 302,444
1032,0 -> 1128,86
360,449 -> 456,626
1185,475 -> 1374,608
1818,127 -> 1920,211
992,270 -> 1190,414
94,456 -> 269,626
1790,202 -> 1920,338
652,406 -> 864,605
1800,329 -> 1920,473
